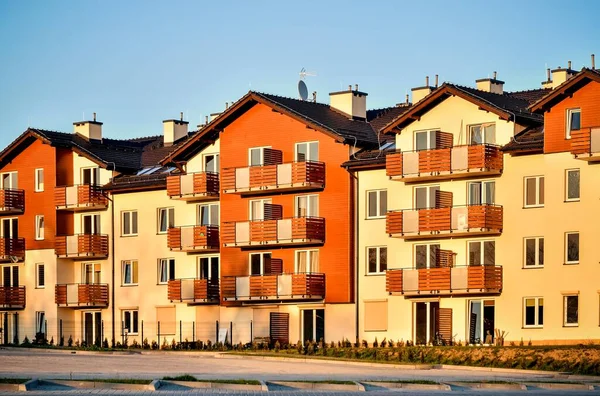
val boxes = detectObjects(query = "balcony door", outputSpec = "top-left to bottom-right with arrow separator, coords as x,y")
198,256 -> 219,280
295,142 -> 319,162
302,309 -> 324,343
414,186 -> 440,210
468,300 -> 495,345
468,181 -> 495,205
82,214 -> 100,234
468,241 -> 495,266
250,252 -> 271,276
83,263 -> 101,285
249,147 -> 270,166
0,172 -> 17,190
203,154 -> 219,173
249,199 -> 271,221
198,203 -> 219,226
1,218 -> 18,239
83,311 -> 102,347
296,250 -> 319,273
415,244 -> 440,269
2,265 -> 18,287
82,167 -> 99,186
414,130 -> 438,151
295,195 -> 318,218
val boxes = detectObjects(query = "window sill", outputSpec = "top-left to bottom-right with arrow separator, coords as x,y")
364,329 -> 387,332
124,333 -> 139,336
564,262 -> 579,265
563,324 -> 579,328
365,273 -> 386,276
522,266 -> 544,269
121,234 -> 139,238
523,205 -> 544,209
121,284 -> 138,287
365,216 -> 386,221
564,199 -> 580,203
34,190 -> 44,193
157,283 -> 168,286
35,238 -> 44,241
522,326 -> 543,329
35,286 -> 45,289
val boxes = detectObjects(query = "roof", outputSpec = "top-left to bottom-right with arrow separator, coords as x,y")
103,172 -> 169,193
367,104 -> 412,133
501,125 -> 544,154
529,68 -> 600,112
341,147 -> 396,170
381,83 -> 546,133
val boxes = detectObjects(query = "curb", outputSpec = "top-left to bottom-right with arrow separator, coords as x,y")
148,380 -> 161,391
160,380 -> 264,391
438,364 -> 568,377
19,379 -> 39,392
449,382 -> 527,391
38,380 -> 154,391
525,382 -> 593,391
362,381 -> 451,391
1,346 -> 138,356
267,380 -> 364,391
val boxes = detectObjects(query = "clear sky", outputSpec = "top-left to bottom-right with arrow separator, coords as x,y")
0,0 -> 598,147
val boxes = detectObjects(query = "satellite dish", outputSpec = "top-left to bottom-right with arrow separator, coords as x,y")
298,80 -> 309,101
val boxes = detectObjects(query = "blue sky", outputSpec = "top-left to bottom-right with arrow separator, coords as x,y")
0,0 -> 598,147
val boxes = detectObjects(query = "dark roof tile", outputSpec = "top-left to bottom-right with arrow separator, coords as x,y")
502,125 -> 544,153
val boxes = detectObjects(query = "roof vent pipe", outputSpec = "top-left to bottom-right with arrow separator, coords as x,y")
312,91 -> 317,103
547,68 -> 551,81
348,85 -> 352,92
355,84 -> 359,91
93,112 -> 96,122
406,94 -> 409,104
493,71 -> 497,80
435,75 -> 439,88
180,112 -> 183,121
205,116 -> 208,125
568,60 -> 572,69
592,54 -> 596,69
425,76 -> 429,86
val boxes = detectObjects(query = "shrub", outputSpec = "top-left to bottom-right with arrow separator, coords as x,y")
361,339 -> 368,348
171,338 -> 177,350
67,335 -> 73,347
59,335 -> 64,347
296,340 -> 303,354
103,338 -> 109,349
22,336 -> 31,346
274,340 -> 280,352
373,337 -> 379,348
75,339 -> 80,348
143,338 -> 150,349
151,340 -> 159,350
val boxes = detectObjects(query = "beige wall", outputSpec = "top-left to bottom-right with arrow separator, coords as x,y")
186,139 -> 220,173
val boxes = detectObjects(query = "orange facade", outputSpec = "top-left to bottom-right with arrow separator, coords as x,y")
219,103 -> 354,304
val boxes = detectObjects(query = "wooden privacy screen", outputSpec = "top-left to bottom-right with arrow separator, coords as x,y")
436,307 -> 453,344
269,312 -> 289,344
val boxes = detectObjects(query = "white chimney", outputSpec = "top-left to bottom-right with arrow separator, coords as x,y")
549,64 -> 576,88
73,112 -> 102,141
411,76 -> 434,104
209,112 -> 221,122
163,112 -> 189,146
476,72 -> 504,94
329,84 -> 367,120
541,68 -> 553,89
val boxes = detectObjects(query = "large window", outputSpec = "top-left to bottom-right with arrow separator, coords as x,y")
122,260 -> 138,285
296,250 -> 319,273
198,203 -> 219,225
34,168 -> 44,192
524,176 -> 544,207
1,265 -> 19,287
36,311 -> 46,335
122,310 -> 139,335
295,195 -> 318,217
302,309 -> 325,343
1,218 -> 18,239
198,256 -> 219,279
249,147 -> 270,166
249,252 -> 271,275
468,240 -> 495,266
35,215 -> 44,240
524,297 -> 544,328
367,246 -> 387,274
566,108 -> 581,139
566,169 -> 580,201
469,123 -> 496,144
83,263 -> 101,284
564,295 -> 578,326
0,172 -> 18,189
524,237 -> 544,268
295,142 -> 319,162
468,181 -> 495,205
367,190 -> 387,218
82,214 -> 100,234
415,244 -> 440,269
36,263 -> 45,288
414,130 -> 438,151
204,153 -> 219,173
414,185 -> 439,210
157,207 -> 175,234
81,167 -> 99,185
122,211 -> 138,236
158,258 -> 175,284
249,199 -> 271,221
565,232 -> 579,264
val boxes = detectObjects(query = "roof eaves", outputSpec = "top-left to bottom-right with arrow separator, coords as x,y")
529,68 -> 600,112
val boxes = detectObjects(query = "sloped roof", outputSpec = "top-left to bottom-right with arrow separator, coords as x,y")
501,125 -> 544,154
367,104 -> 412,133
529,68 -> 600,112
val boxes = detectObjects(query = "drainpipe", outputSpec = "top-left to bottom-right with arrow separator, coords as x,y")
110,193 -> 115,347
351,168 -> 359,343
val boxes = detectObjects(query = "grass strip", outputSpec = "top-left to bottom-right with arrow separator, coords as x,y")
162,376 -> 260,385
0,378 -> 30,384
368,379 -> 439,385
281,380 -> 356,385
55,379 -> 152,385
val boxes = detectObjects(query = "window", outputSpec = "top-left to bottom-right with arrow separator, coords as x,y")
295,195 -> 318,217
122,211 -> 138,236
82,214 -> 100,234
35,215 -> 44,240
469,123 -> 496,145
83,263 -> 101,284
198,256 -> 219,279
158,258 -> 175,284
249,199 -> 271,221
0,172 -> 18,189
566,108 -> 581,139
468,181 -> 495,205
302,309 -> 324,342
122,310 -> 139,335
414,130 -> 438,151
364,301 -> 388,332
1,218 -> 18,238
34,169 -> 44,192
2,265 -> 19,287
36,312 -> 46,335
82,167 -> 99,185
524,237 -> 544,267
524,297 -> 544,327
415,244 -> 440,269
204,153 -> 219,173
250,252 -> 271,275
36,263 -> 45,288
367,246 -> 387,274
469,300 -> 495,345
295,142 -> 319,162
564,295 -> 578,326
122,260 -> 138,285
296,250 -> 320,273
566,169 -> 580,201
468,240 -> 495,266
524,176 -> 544,207
157,208 -> 175,234
565,232 -> 579,264
198,203 -> 219,225
414,185 -> 439,209
249,147 -> 270,166
367,190 -> 387,218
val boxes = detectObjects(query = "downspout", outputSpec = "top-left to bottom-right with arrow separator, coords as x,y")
110,193 -> 115,347
350,167 -> 359,343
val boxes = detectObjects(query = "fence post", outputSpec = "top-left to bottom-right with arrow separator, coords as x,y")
229,322 -> 233,346
44,319 -> 48,342
179,320 -> 182,345
14,312 -> 18,344
141,320 -> 144,346
121,321 -> 125,345
158,321 -> 160,349
59,319 -> 63,346
215,320 -> 219,344
101,320 -> 104,347
192,321 -> 195,343
250,320 -> 253,344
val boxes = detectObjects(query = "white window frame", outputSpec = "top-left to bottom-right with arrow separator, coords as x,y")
1,218 -> 18,238
295,249 -> 320,274
295,141 -> 319,162
565,169 -> 580,202
468,122 -> 496,145
565,232 -> 579,264
81,167 -> 100,186
523,297 -> 544,328
34,168 -> 44,192
414,243 -> 440,269
248,146 -> 271,167
157,207 -> 175,234
366,189 -> 387,219
158,258 -> 175,284
82,213 -> 100,235
249,198 -> 271,221
563,294 -> 579,327
0,172 -> 18,189
524,176 -> 544,208
83,263 -> 101,284
414,129 -> 438,151
198,203 -> 219,226
249,252 -> 271,276
414,185 -> 440,210
467,240 -> 496,266
122,309 -> 139,335
36,263 -> 45,288
366,246 -> 387,275
295,195 -> 319,218
523,237 -> 544,268
122,260 -> 138,286
36,311 -> 46,334
566,108 -> 581,139
35,215 -> 44,240
197,255 -> 219,279
1,264 -> 19,286
467,180 -> 495,205
121,210 -> 138,236
203,153 -> 220,173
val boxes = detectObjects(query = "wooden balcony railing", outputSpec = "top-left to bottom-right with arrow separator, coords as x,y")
222,273 -> 325,302
0,286 -> 26,309
571,127 -> 600,161
55,185 -> 108,211
0,237 -> 25,262
55,283 -> 109,307
168,278 -> 220,304
222,216 -> 325,247
386,144 -> 503,181
167,225 -> 219,252
221,161 -> 325,194
0,189 -> 24,214
386,265 -> 502,296
386,204 -> 502,239
55,234 -> 109,258
166,172 -> 219,201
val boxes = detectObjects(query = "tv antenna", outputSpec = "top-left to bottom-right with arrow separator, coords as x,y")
298,68 -> 316,101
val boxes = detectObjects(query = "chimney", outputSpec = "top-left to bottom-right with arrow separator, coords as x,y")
209,112 -> 221,122
163,113 -> 189,146
541,68 -> 553,89
73,113 -> 103,141
312,91 -> 317,103
549,64 -> 576,88
329,84 -> 367,120
476,72 -> 504,94
411,76 -> 434,104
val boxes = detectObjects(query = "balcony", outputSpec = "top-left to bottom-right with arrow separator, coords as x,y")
0,189 -> 24,215
386,265 -> 502,297
55,283 -> 109,308
168,278 -> 219,304
166,172 -> 219,201
571,127 -> 600,161
387,204 -> 502,240
0,238 -> 25,262
222,217 -> 325,248
55,234 -> 109,259
55,185 -> 108,211
386,144 -> 503,182
221,161 -> 325,195
222,273 -> 325,302
0,286 -> 26,309
167,225 -> 219,252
